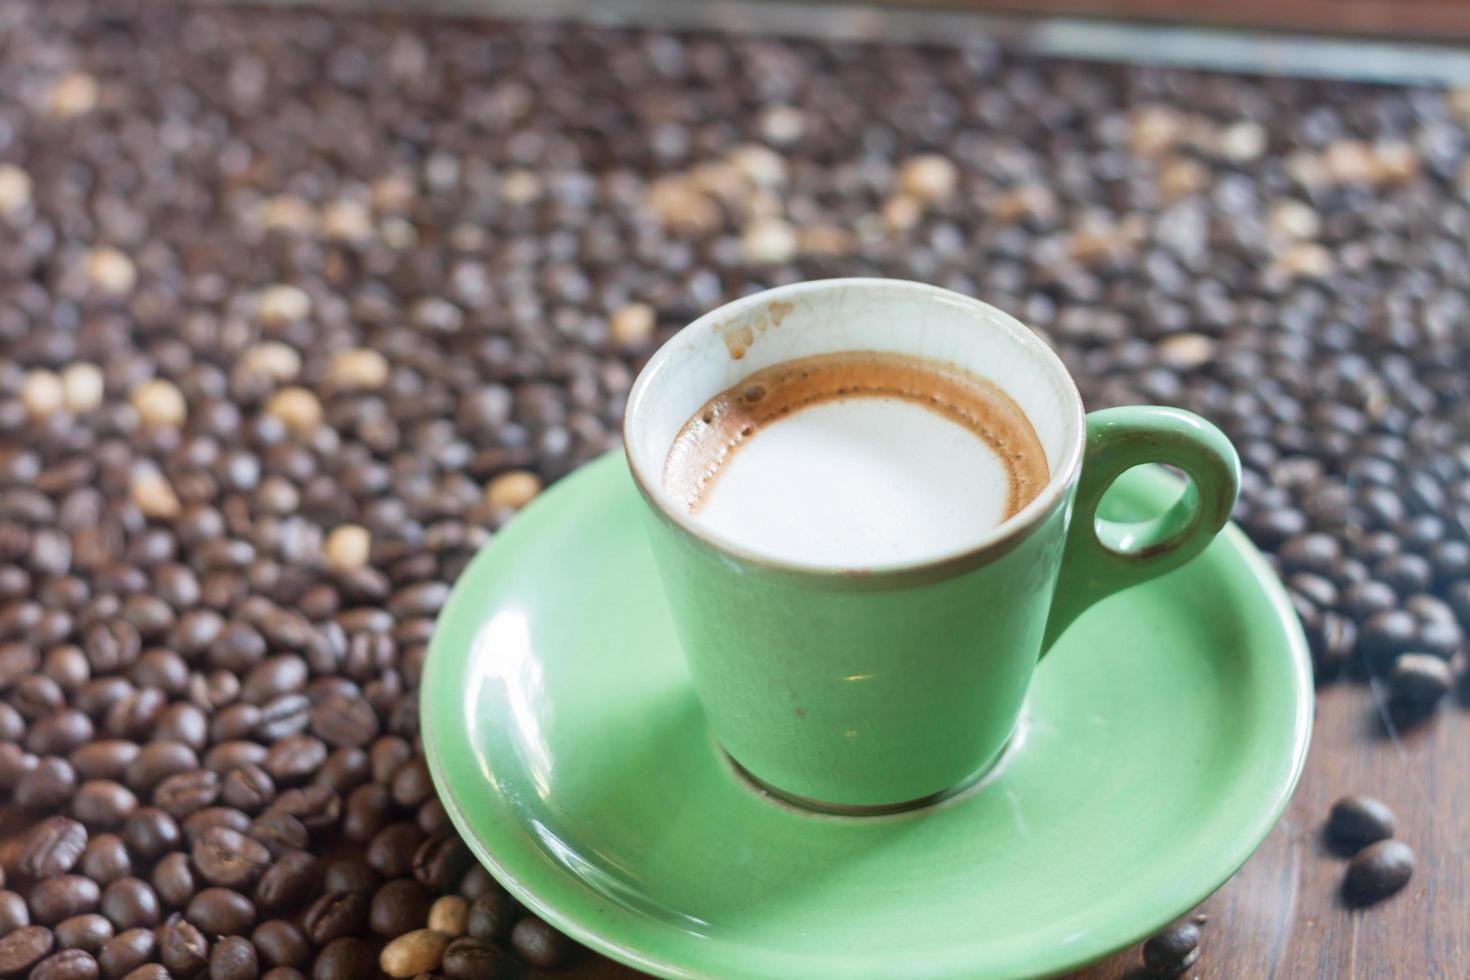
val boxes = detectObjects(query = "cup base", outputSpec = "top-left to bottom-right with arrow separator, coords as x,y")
722,721 -> 1025,817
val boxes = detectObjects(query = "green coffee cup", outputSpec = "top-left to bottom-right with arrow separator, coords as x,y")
625,279 -> 1240,812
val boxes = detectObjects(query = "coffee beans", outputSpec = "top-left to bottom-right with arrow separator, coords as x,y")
193,827 -> 271,889
1326,796 -> 1396,853
208,936 -> 258,980
1142,921 -> 1201,977
312,937 -> 376,980
99,879 -> 160,931
0,926 -> 55,976
187,889 -> 256,938
1345,839 -> 1415,904
380,928 -> 449,978
370,880 -> 433,938
19,816 -> 88,878
30,948 -> 101,980
510,917 -> 572,969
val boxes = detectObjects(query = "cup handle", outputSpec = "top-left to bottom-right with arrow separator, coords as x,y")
1039,406 -> 1241,657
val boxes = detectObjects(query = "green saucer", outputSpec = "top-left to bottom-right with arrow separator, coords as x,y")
422,452 -> 1312,979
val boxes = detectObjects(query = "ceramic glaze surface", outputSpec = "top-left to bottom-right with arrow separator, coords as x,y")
421,453 -> 1313,980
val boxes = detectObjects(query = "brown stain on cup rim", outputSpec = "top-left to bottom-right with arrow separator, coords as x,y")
715,300 -> 794,359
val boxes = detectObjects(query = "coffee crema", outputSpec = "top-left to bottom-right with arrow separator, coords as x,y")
662,351 -> 1050,564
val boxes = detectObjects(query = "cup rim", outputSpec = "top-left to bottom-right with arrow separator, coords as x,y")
623,278 -> 1087,581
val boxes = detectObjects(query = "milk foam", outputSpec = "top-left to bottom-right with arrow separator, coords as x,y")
693,398 -> 1014,565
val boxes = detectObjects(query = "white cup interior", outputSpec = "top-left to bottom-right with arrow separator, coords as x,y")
624,278 -> 1085,571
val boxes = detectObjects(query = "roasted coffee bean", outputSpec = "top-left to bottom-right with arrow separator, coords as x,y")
121,808 -> 180,860
510,916 -> 572,968
464,894 -> 515,943
441,937 -> 507,980
183,808 -> 252,846
1388,654 -> 1453,719
208,935 -> 258,980
192,827 -> 271,889
389,758 -> 433,809
203,743 -> 268,775
125,743 -> 198,795
368,737 -> 412,785
99,879 -> 160,931
150,852 -> 195,910
269,786 -> 339,833
185,889 -> 255,939
378,928 -> 448,978
313,749 -> 368,795
158,914 -> 208,977
427,896 -> 468,937
248,813 -> 307,860
302,892 -> 368,946
457,866 -> 498,902
1141,921 -> 1200,976
96,928 -> 155,980
54,914 -> 112,953
19,816 -> 88,878
28,711 -> 95,756
29,876 -> 101,925
263,736 -> 327,785
71,781 -> 138,830
321,859 -> 378,897
78,836 -> 131,886
16,757 -> 78,811
0,890 -> 29,934
366,823 -> 424,878
70,743 -> 140,783
0,744 -> 37,792
369,879 -> 432,937
309,697 -> 379,750
1360,610 -> 1417,673
1345,839 -> 1415,904
252,920 -> 310,970
222,766 -> 275,813
0,926 -> 54,976
28,947 -> 101,980
153,769 -> 221,818
344,784 -> 393,844
254,851 -> 319,913
311,936 -> 376,980
414,833 -> 472,892
119,965 -> 169,980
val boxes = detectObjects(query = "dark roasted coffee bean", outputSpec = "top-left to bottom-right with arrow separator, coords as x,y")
1375,553 -> 1432,596
263,736 -> 326,785
28,711 -> 95,756
302,892 -> 367,947
417,798 -> 452,836
1345,839 -> 1414,904
252,920 -> 309,970
153,703 -> 208,751
154,769 -> 221,818
19,816 -> 88,878
0,925 -> 54,976
17,757 -> 78,811
0,744 -> 37,791
122,808 -> 180,860
1141,921 -> 1200,976
366,823 -> 425,882
0,890 -> 28,934
54,914 -> 113,953
343,784 -> 392,844
158,914 -> 208,977
510,916 -> 572,969
99,879 -> 160,931
29,948 -> 101,980
1360,610 -> 1417,673
254,851 -> 319,913
457,866 -> 497,902
390,758 -> 432,809
321,859 -> 378,897
414,833 -> 472,892
126,743 -> 198,795
185,889 -> 255,939
96,927 -> 155,980
71,781 -> 138,830
119,964 -> 169,980
309,696 -> 378,749
180,808 -> 253,851
192,828 -> 271,889
222,766 -> 275,814
29,876 -> 101,926
311,936 -> 375,980
313,748 -> 368,795
368,737 -> 412,785
441,937 -> 507,980
79,835 -> 131,886
70,742 -> 140,783
203,743 -> 268,775
242,658 -> 308,707
208,935 -> 258,980
1388,654 -> 1453,719
369,879 -> 431,937
464,894 -> 514,943
269,786 -> 339,834
150,852 -> 195,910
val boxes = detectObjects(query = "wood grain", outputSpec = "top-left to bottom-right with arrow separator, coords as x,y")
546,679 -> 1466,978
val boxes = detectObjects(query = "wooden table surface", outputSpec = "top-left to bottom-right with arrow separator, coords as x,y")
542,678 -> 1465,979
